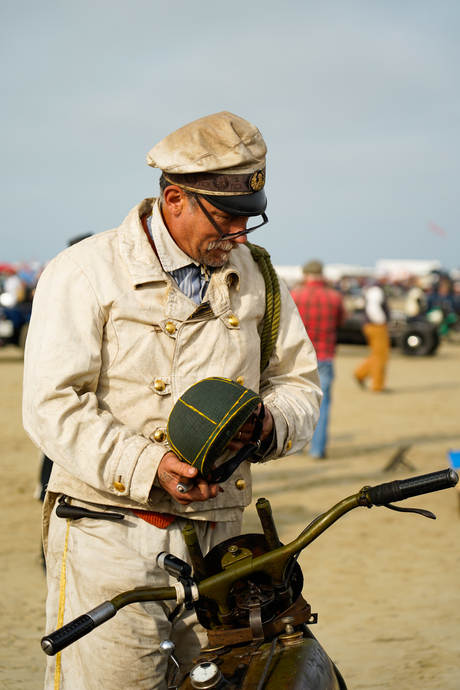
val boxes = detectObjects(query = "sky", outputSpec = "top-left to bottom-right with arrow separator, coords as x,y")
1,0 -> 460,269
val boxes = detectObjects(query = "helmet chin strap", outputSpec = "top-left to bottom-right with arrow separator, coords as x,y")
210,403 -> 265,485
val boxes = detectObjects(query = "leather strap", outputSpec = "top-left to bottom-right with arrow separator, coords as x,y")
206,595 -> 312,646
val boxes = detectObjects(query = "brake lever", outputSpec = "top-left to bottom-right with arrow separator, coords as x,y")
382,503 -> 436,520
56,495 -> 125,521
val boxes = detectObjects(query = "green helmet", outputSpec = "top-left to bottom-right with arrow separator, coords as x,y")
167,377 -> 261,477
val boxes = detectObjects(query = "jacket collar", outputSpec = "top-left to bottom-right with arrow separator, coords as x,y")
149,202 -> 200,272
118,198 -> 164,287
118,197 -> 241,291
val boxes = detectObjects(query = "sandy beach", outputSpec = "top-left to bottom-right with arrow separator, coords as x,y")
1,339 -> 459,689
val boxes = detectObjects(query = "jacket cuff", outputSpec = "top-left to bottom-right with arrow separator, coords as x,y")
259,402 -> 289,459
110,439 -> 168,505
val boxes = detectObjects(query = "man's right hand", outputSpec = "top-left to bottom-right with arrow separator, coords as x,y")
157,452 -> 220,506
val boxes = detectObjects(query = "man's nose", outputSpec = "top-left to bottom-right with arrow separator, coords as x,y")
227,217 -> 249,243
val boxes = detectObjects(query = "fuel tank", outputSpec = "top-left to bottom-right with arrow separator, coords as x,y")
177,635 -> 342,690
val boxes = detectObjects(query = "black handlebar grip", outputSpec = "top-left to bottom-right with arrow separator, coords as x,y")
367,469 -> 459,506
41,601 -> 116,656
41,615 -> 95,656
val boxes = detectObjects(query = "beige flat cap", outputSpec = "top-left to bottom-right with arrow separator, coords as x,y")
147,111 -> 268,217
147,111 -> 266,177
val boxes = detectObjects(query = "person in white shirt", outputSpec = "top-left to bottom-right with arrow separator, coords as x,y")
354,282 -> 390,392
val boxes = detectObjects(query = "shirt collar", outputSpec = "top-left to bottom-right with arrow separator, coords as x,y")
148,200 -> 199,272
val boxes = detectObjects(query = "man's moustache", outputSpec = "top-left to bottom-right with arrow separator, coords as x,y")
206,240 -> 235,251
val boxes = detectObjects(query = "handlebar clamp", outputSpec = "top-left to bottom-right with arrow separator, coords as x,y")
157,552 -> 198,610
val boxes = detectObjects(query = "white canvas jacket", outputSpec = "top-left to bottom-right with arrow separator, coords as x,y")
23,198 -> 321,524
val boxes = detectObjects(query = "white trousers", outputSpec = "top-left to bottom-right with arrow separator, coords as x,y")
44,498 -> 243,690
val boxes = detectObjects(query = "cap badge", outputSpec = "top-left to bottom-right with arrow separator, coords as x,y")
249,170 -> 265,192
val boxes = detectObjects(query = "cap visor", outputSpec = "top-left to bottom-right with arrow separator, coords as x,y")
201,189 -> 267,217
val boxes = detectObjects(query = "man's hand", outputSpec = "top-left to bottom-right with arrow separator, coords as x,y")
226,404 -> 274,452
157,452 -> 220,506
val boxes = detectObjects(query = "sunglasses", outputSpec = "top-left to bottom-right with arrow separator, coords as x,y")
194,194 -> 269,241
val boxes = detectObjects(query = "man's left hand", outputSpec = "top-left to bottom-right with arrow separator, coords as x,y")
226,404 -> 273,452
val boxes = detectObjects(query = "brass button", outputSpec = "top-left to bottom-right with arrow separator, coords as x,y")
165,322 -> 176,335
235,478 -> 246,491
154,380 -> 166,392
228,315 -> 239,327
236,376 -> 244,386
286,440 -> 292,451
114,482 -> 125,492
154,429 -> 166,443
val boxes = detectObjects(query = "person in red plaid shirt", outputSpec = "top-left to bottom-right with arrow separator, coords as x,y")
292,260 -> 347,458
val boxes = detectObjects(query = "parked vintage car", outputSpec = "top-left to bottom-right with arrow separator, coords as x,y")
0,301 -> 32,348
337,309 -> 440,356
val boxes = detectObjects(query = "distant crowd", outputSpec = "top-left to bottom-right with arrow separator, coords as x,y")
1,258 -> 460,320
334,272 -> 460,316
287,269 -> 460,320
0,261 -> 43,308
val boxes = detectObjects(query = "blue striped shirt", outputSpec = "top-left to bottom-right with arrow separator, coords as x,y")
169,264 -> 211,305
146,212 -> 212,304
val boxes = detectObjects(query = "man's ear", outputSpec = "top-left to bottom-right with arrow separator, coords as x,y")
163,186 -> 186,216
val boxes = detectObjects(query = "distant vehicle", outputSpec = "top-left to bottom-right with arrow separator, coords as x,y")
0,301 -> 32,349
425,306 -> 460,339
337,309 -> 440,356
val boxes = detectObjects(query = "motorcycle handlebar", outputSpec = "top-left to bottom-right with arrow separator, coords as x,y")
41,469 -> 459,656
366,469 -> 458,506
41,602 -> 116,656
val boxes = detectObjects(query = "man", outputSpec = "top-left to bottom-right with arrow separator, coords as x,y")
405,276 -> 428,317
354,279 -> 390,392
23,111 -> 321,690
292,260 -> 347,459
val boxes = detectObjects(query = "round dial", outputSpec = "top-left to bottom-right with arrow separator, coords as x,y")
190,661 -> 221,689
